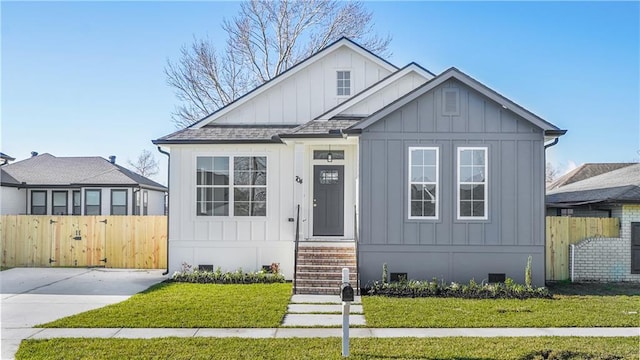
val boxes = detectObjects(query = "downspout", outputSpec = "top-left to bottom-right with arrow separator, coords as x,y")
544,137 -> 559,149
157,146 -> 170,276
544,133 -> 562,284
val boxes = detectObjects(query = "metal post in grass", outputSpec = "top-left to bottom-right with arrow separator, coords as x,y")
340,267 -> 354,357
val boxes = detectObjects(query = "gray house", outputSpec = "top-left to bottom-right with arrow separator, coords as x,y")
155,38 -> 565,293
347,68 -> 565,286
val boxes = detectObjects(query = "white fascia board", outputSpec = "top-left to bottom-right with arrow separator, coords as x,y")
192,39 -> 398,129
316,64 -> 434,120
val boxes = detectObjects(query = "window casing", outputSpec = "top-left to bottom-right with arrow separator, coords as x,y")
337,71 -> 351,96
52,191 -> 68,215
85,189 -> 102,215
111,190 -> 127,215
408,147 -> 439,219
196,156 -> 267,217
457,147 -> 488,220
31,191 -> 47,215
72,191 -> 81,215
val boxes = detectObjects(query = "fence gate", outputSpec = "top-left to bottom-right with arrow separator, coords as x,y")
49,217 -> 107,267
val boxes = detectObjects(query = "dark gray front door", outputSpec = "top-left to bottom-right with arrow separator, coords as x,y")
313,165 -> 344,236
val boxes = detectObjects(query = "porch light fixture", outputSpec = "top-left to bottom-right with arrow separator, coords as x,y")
327,152 -> 333,162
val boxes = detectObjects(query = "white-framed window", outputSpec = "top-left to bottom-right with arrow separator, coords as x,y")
408,147 -> 439,219
337,70 -> 351,96
457,147 -> 488,220
196,156 -> 267,217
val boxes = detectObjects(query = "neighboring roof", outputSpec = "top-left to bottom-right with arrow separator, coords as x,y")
0,153 -> 167,191
546,163 -> 640,206
546,163 -> 636,191
0,152 -> 15,161
315,62 -> 435,120
188,37 -> 399,130
346,67 -> 566,137
153,125 -> 296,144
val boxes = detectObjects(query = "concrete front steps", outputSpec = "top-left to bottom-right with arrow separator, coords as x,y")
281,294 -> 365,327
294,242 -> 358,295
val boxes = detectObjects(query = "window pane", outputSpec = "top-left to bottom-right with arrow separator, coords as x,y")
253,188 -> 266,202
313,151 -> 344,160
112,191 -> 126,206
473,150 -> 485,165
214,188 -> 229,202
410,150 -> 423,165
73,192 -> 81,206
213,202 -> 228,216
234,203 -> 249,216
473,201 -> 485,217
423,184 -> 436,204
471,167 -> 485,182
86,191 -> 100,205
410,166 -> 423,182
234,157 -> 250,171
252,203 -> 266,216
472,184 -> 485,201
423,201 -> 436,217
254,157 -> 267,170
459,166 -> 472,183
234,188 -> 250,201
423,166 -> 436,182
86,205 -> 100,215
32,192 -> 46,206
460,150 -> 472,166
460,184 -> 472,200
234,171 -> 250,185
423,150 -> 436,165
53,192 -> 66,206
214,157 -> 229,171
411,201 -> 423,217
460,201 -> 472,217
112,206 -> 126,215
410,184 -> 422,201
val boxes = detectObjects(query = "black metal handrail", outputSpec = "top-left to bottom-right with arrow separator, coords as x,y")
293,204 -> 301,294
354,204 -> 360,295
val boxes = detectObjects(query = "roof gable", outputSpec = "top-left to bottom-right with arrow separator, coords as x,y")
315,62 -> 434,120
347,67 -> 564,136
190,37 -> 398,129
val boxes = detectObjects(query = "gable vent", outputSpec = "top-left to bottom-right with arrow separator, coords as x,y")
443,88 -> 459,116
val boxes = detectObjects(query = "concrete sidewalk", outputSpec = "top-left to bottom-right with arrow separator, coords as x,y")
12,327 -> 640,340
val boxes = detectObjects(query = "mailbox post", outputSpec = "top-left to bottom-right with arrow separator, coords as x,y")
340,267 -> 354,357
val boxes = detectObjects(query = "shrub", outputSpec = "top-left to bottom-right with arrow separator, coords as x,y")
170,263 -> 286,284
366,264 -> 551,299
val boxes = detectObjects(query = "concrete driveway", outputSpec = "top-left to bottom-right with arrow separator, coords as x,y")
1,267 -> 166,359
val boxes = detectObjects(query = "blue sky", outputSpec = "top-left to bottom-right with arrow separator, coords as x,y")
2,1 -> 638,185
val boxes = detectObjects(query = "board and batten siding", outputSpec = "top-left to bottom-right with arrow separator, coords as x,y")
340,72 -> 427,116
167,143 -> 296,278
214,46 -> 393,125
358,79 -> 547,286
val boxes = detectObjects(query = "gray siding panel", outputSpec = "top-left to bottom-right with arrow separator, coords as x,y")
359,79 -> 547,286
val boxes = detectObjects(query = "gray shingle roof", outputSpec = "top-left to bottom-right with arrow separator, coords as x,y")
283,120 -> 361,136
547,163 -> 636,191
0,153 -> 166,190
546,163 -> 640,205
154,120 -> 361,143
154,125 -> 297,143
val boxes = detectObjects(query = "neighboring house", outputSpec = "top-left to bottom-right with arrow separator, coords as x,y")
1,153 -> 167,216
546,163 -> 640,280
154,37 -> 565,291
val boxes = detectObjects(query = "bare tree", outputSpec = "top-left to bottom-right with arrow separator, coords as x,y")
546,162 -> 558,183
128,150 -> 159,178
166,0 -> 391,128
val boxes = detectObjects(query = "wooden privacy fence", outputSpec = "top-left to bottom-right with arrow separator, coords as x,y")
0,215 -> 167,269
546,216 -> 619,281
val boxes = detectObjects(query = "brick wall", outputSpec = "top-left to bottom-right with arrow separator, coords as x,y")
569,205 -> 640,282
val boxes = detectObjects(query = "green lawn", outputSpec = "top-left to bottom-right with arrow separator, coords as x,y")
362,295 -> 640,327
16,337 -> 637,360
41,282 -> 292,328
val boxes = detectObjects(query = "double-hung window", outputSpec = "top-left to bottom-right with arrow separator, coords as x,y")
111,190 -> 127,215
458,147 -> 488,219
52,191 -> 68,215
408,147 -> 439,219
85,189 -> 101,215
337,71 -> 351,96
197,156 -> 267,217
31,191 -> 47,215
